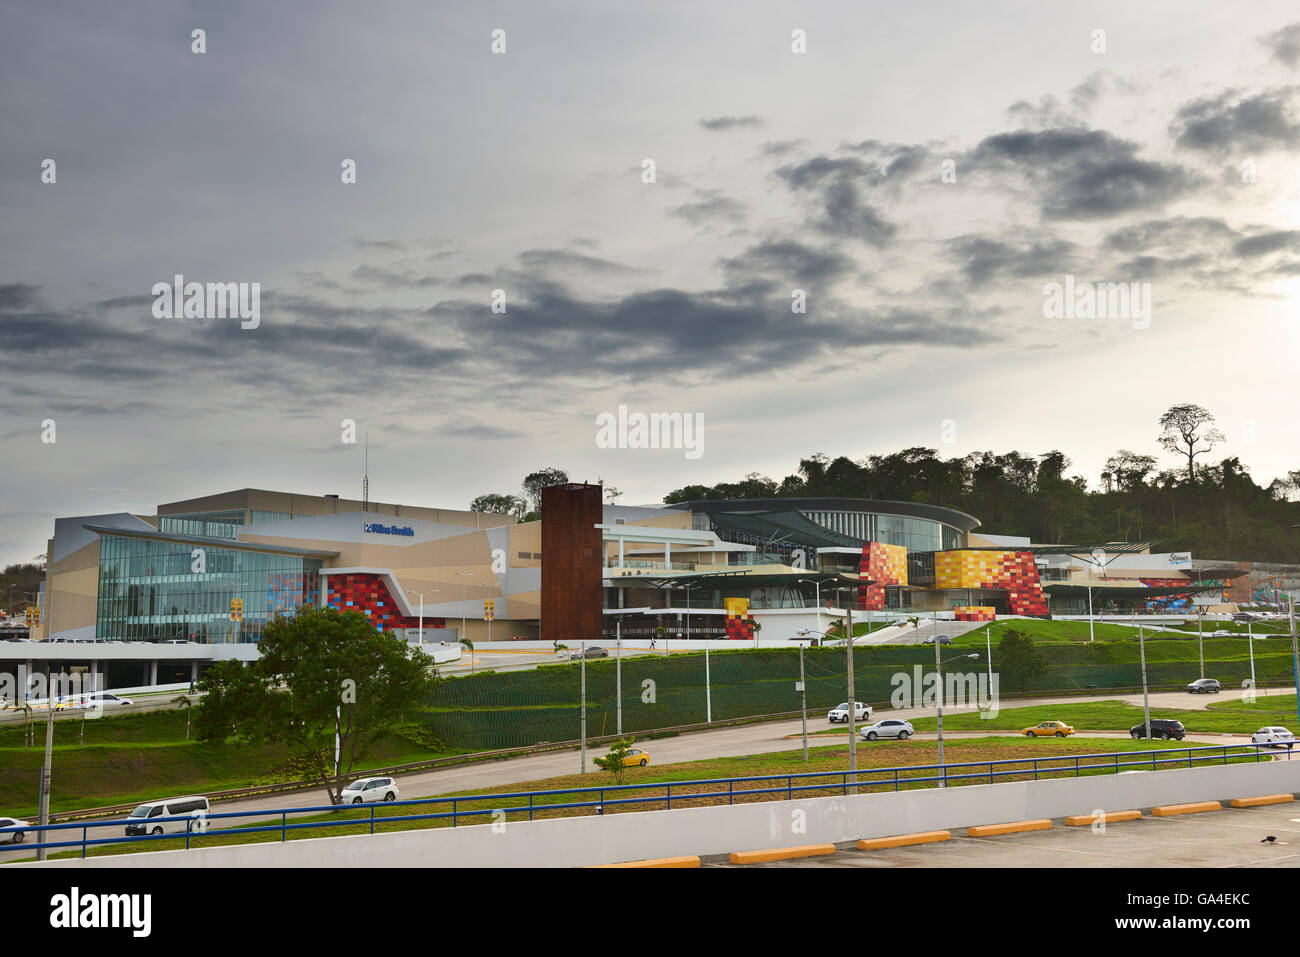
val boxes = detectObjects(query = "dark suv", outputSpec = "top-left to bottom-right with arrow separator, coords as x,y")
1130,718 -> 1186,740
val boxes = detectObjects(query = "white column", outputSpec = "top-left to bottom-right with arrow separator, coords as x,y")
618,538 -> 624,567
149,660 -> 158,687
90,662 -> 99,692
665,540 -> 671,567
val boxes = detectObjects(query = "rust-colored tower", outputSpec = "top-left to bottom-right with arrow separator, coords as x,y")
541,483 -> 603,642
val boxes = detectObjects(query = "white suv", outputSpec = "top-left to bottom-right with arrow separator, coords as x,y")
1252,727 -> 1295,749
339,776 -> 399,804
827,701 -> 872,723
859,719 -> 914,741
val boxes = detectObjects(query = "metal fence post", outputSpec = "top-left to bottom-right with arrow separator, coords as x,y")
82,826 -> 87,859
729,779 -> 734,805
370,805 -> 375,835
282,811 -> 286,842
529,794 -> 534,822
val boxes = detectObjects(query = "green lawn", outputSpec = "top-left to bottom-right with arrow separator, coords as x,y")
949,618 -> 1291,648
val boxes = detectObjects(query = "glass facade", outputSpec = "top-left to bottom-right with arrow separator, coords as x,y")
95,534 -> 321,642
801,510 -> 964,552
157,509 -> 247,540
251,509 -> 292,524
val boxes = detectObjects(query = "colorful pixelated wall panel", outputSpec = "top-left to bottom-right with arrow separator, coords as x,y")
325,573 -> 445,633
934,551 -> 1049,617
1139,578 -> 1196,612
954,605 -> 996,622
723,597 -> 753,640
857,542 -> 908,610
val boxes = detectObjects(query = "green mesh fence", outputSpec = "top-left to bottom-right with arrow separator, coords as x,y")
417,640 -> 1300,753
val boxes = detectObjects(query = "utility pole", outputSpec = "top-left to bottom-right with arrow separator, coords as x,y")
1139,617 -> 1151,740
705,646 -> 712,723
845,602 -> 857,796
615,622 -> 622,736
1198,609 -> 1204,679
36,667 -> 54,861
1289,596 -> 1299,732
934,614 -> 945,788
1248,619 -> 1256,692
580,640 -> 587,774
799,642 -> 808,762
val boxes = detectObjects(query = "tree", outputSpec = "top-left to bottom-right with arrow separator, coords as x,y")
1102,450 -> 1157,493
521,467 -> 570,519
1158,404 -> 1225,484
469,493 -> 525,517
172,694 -> 194,740
593,737 -> 636,784
194,605 -> 439,805
996,629 -> 1047,691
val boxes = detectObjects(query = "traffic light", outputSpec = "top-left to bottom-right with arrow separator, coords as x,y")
483,598 -> 495,621
229,597 -> 244,622
25,606 -> 39,627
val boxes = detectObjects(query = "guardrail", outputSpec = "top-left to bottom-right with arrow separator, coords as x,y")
7,742 -> 1297,862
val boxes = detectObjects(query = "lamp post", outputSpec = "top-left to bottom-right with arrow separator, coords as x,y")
934,649 -> 980,788
454,571 -> 472,644
1087,583 -> 1095,643
1197,608 -> 1205,679
405,589 -> 438,645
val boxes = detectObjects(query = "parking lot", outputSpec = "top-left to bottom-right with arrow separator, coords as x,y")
708,801 -> 1300,868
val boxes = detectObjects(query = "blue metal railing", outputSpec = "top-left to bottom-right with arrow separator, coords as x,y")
3,742 -> 1295,861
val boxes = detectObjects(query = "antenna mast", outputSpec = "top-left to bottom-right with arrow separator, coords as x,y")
363,432 -> 369,512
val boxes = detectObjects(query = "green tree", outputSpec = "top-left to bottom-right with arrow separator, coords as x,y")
996,629 -> 1048,691
593,737 -> 636,784
469,493 -> 526,518
1158,404 -> 1225,484
521,467 -> 570,519
194,605 -> 440,805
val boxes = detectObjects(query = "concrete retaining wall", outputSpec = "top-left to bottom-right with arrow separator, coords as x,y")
20,758 -> 1300,869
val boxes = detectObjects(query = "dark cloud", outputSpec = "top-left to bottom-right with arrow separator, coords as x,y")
775,156 -> 898,246
1233,229 -> 1300,258
699,115 -> 764,131
972,128 -> 1196,219
671,190 -> 747,225
1262,22 -> 1300,68
719,240 -> 855,290
515,249 -> 641,274
947,234 -> 1077,286
1103,216 -> 1240,253
351,264 -> 442,287
1171,87 -> 1300,152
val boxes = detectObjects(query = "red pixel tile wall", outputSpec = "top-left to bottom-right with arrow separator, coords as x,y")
325,573 -> 445,633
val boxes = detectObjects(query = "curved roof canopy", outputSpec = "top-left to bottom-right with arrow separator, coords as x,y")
672,497 -> 982,533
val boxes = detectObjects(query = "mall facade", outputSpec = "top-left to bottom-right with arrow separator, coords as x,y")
33,485 -> 1247,648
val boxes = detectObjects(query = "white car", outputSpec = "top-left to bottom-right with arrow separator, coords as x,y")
859,719 -> 914,741
56,691 -> 133,711
1211,630 -> 1233,637
827,701 -> 872,724
1252,727 -> 1295,748
338,776 -> 399,805
0,817 -> 28,844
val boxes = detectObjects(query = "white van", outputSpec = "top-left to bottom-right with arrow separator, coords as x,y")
124,795 -> 210,837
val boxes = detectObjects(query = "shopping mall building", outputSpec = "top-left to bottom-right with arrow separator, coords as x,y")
28,485 -> 1256,659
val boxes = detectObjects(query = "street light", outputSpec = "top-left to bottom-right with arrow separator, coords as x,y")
935,649 -> 980,788
799,594 -> 866,794
404,589 -> 438,645
453,571 -> 473,644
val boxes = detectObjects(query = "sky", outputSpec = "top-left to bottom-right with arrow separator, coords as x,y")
3,0 -> 1300,567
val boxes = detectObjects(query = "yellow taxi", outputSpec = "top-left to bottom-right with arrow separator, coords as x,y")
1021,720 -> 1075,738
620,747 -> 650,768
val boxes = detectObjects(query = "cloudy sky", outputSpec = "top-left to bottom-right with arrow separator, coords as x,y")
3,0 -> 1300,566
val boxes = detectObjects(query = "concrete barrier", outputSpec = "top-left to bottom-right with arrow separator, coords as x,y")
1230,794 -> 1294,808
593,855 -> 699,868
857,830 -> 951,850
1151,801 -> 1222,817
967,819 -> 1052,837
729,844 -> 836,864
18,758 -> 1300,869
1064,810 -> 1142,826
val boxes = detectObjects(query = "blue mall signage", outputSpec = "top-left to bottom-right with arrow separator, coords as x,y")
363,522 -> 415,537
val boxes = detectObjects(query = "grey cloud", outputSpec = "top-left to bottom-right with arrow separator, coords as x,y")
700,115 -> 764,131
948,234 -> 1077,286
1233,229 -> 1300,257
1262,22 -> 1300,68
1171,87 -> 1300,152
775,156 -> 898,246
671,191 -> 748,225
515,249 -> 641,274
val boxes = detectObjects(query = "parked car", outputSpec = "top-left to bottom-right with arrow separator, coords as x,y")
124,796 -> 211,836
921,635 -> 953,644
1233,613 -> 1255,622
0,816 -> 28,844
1130,718 -> 1186,740
1210,630 -> 1233,637
1186,678 -> 1220,694
1022,720 -> 1074,738
338,776 -> 399,805
827,701 -> 872,723
570,646 -> 608,659
1252,727 -> 1295,749
858,718 -> 914,741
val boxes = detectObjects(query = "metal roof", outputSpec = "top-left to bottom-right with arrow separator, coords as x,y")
83,524 -> 341,558
1042,582 -> 1223,599
705,510 -> 865,549
606,571 -> 872,590
671,497 -> 982,533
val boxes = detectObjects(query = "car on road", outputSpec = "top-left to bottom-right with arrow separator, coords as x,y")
921,634 -> 953,644
1233,613 -> 1255,622
124,796 -> 211,837
56,691 -> 133,711
859,718 -> 914,741
827,701 -> 872,723
1129,718 -> 1185,740
1210,630 -> 1233,637
570,646 -> 608,659
1022,720 -> 1074,738
338,776 -> 399,805
1186,678 -> 1220,694
619,747 -> 650,767
0,816 -> 28,844
1252,727 -> 1295,749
